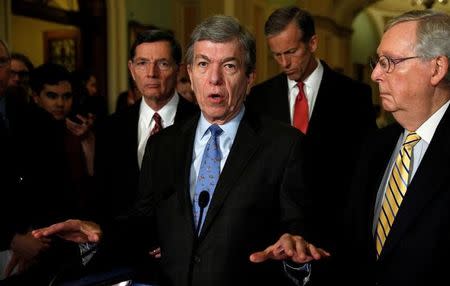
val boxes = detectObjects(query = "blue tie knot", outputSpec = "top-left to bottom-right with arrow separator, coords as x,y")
209,124 -> 223,138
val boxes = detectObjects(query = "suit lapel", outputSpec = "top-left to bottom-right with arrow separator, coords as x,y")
269,74 -> 290,124
367,125 -> 404,224
307,61 -> 335,135
198,111 -> 261,239
127,102 -> 141,171
174,116 -> 198,235
380,107 -> 450,259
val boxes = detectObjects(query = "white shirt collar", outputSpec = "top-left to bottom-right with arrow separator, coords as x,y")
196,106 -> 245,143
139,91 -> 179,128
413,99 -> 450,144
287,59 -> 323,94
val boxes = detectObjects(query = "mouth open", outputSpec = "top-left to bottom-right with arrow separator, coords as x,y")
208,93 -> 223,103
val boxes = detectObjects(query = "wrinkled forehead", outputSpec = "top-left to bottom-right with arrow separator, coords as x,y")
11,59 -> 28,71
193,39 -> 244,60
378,21 -> 417,56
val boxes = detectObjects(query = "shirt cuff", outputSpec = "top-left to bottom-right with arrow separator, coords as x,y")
283,261 -> 311,286
79,242 -> 98,266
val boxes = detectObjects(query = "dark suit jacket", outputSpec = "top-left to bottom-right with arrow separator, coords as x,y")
343,106 -> 450,286
93,95 -> 198,222
111,110 -> 310,286
246,61 -> 376,282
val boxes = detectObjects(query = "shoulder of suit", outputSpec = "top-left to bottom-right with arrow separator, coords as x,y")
250,73 -> 285,91
246,110 -> 303,138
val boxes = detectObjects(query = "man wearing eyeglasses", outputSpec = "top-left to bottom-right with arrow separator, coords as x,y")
94,29 -> 198,230
246,6 -> 377,286
341,10 -> 450,286
8,53 -> 33,91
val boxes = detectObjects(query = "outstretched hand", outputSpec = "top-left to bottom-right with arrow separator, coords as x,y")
249,233 -> 330,264
31,219 -> 102,244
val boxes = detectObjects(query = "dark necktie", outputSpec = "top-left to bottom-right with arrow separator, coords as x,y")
193,124 -> 223,235
150,112 -> 162,136
293,82 -> 309,134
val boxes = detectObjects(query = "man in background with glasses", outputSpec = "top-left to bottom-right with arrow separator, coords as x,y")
95,29 -> 198,222
8,53 -> 33,91
341,10 -> 450,286
246,6 -> 377,286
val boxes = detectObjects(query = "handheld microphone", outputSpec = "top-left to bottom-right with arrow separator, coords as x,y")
196,191 -> 210,235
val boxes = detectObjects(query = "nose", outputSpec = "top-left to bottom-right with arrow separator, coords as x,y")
146,62 -> 158,78
55,95 -> 65,106
370,63 -> 383,83
279,54 -> 290,69
208,64 -> 223,85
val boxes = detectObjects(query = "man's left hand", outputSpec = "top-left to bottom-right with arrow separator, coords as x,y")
249,233 -> 330,264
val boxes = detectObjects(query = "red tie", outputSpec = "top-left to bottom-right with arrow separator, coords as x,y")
293,82 -> 309,134
150,112 -> 162,136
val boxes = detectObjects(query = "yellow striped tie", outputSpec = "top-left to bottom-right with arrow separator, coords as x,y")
375,132 -> 421,257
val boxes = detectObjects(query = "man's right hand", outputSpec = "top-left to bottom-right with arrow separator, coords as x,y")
31,219 -> 102,244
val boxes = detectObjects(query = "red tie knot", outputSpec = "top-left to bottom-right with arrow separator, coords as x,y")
296,82 -> 305,101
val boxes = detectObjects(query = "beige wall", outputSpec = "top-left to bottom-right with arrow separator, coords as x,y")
7,0 -> 380,112
10,15 -> 78,67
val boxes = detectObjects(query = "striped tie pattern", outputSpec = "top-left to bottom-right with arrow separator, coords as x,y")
150,112 -> 162,136
376,132 -> 421,257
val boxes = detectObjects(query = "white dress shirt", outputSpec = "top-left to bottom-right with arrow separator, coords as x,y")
287,59 -> 324,124
372,100 -> 450,233
189,107 -> 244,201
137,92 -> 179,168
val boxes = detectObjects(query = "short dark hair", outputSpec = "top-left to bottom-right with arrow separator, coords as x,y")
29,63 -> 72,94
264,6 -> 315,42
129,29 -> 182,66
11,52 -> 34,71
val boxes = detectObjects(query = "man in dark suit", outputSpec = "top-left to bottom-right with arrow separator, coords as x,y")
246,6 -> 377,284
33,15 -> 330,286
94,30 -> 198,222
341,10 -> 450,286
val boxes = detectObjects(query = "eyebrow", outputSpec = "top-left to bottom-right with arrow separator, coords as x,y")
195,54 -> 239,64
134,56 -> 170,61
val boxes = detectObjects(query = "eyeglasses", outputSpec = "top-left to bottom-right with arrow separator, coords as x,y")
10,70 -> 29,79
0,56 -> 10,68
369,55 -> 421,73
133,59 -> 173,72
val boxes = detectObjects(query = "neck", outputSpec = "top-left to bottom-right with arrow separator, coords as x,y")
144,92 -> 175,111
299,56 -> 318,82
394,90 -> 450,131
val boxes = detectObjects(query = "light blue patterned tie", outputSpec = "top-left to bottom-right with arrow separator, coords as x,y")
193,124 -> 223,235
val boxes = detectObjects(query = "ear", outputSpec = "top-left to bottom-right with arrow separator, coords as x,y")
32,92 -> 39,105
187,64 -> 194,90
246,71 -> 256,95
431,55 -> 448,86
308,35 -> 318,53
128,60 -> 136,81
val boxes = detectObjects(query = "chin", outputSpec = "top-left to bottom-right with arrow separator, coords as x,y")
381,102 -> 397,113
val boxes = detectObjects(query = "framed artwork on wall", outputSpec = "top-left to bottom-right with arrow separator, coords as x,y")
43,29 -> 81,71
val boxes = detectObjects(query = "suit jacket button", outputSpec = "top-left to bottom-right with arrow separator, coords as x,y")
194,255 -> 201,263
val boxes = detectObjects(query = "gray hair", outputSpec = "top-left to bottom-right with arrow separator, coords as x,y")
185,15 -> 256,76
386,10 -> 450,83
